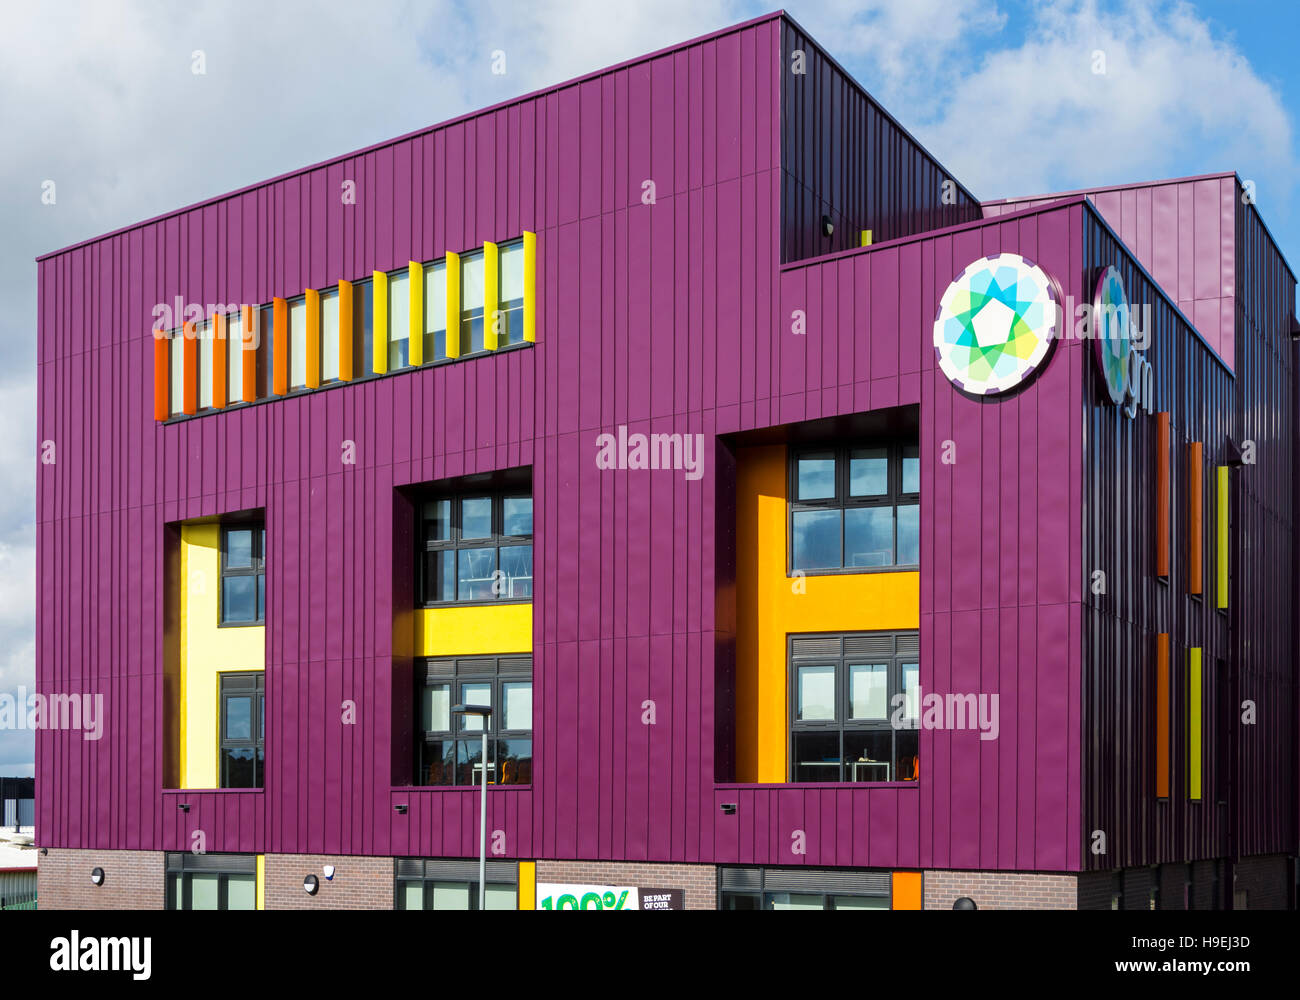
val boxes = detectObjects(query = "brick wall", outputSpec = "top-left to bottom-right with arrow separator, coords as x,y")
923,869 -> 1079,910
1233,854 -> 1289,910
263,854 -> 394,910
38,848 -> 165,909
534,860 -> 716,910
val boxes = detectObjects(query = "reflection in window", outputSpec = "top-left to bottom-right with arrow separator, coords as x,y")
220,671 -> 264,789
220,521 -> 266,625
461,251 -> 486,354
420,492 -> 532,604
417,657 -> 532,787
498,241 -> 526,345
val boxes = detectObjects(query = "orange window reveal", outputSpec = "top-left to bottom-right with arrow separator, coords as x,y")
272,297 -> 288,396
182,321 -> 198,415
1155,633 -> 1169,799
1155,412 -> 1169,577
1187,442 -> 1203,595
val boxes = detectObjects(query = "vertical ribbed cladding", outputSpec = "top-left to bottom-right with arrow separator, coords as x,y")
1080,198 -> 1296,872
777,19 -> 982,265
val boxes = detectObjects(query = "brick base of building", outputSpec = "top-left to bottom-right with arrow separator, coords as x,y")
263,853 -> 395,910
923,869 -> 1079,910
38,848 -> 166,909
533,860 -> 717,910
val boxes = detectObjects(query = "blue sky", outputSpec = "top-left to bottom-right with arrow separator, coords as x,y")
0,0 -> 1296,776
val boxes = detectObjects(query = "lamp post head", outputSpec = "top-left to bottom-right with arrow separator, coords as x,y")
451,704 -> 492,719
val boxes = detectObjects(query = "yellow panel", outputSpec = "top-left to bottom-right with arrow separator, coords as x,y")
179,523 -> 266,789
860,230 -> 873,247
445,251 -> 461,358
372,270 -> 389,374
522,231 -> 536,343
518,861 -> 535,910
735,444 -> 921,783
256,855 -> 265,910
484,241 -> 500,350
1188,648 -> 1202,801
415,604 -> 533,657
409,261 -> 424,366
1216,466 -> 1228,609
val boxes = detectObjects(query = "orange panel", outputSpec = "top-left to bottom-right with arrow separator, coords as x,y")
339,279 -> 354,381
1187,442 -> 1203,595
212,312 -> 228,409
1155,634 -> 1170,799
240,305 -> 256,402
272,297 -> 288,396
1155,412 -> 1169,577
305,288 -> 320,389
153,332 -> 169,420
892,872 -> 922,910
182,321 -> 197,415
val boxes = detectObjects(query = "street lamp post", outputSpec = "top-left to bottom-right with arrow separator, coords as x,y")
451,703 -> 492,909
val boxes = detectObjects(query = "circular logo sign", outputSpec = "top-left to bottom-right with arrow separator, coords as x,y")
933,253 -> 1059,395
1093,265 -> 1131,404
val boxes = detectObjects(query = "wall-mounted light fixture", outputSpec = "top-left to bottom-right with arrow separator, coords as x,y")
953,897 -> 978,910
90,867 -> 105,887
177,803 -> 190,813
303,874 -> 319,895
394,804 -> 407,815
719,803 -> 737,815
821,214 -> 834,238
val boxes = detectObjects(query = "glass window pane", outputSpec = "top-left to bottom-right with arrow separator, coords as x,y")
225,529 -> 253,568
288,297 -> 307,389
457,547 -> 497,601
425,549 -> 455,602
226,874 -> 256,910
388,271 -> 410,369
456,737 -> 494,785
832,895 -> 888,910
169,872 -> 183,909
223,576 -> 256,623
424,262 -> 447,331
849,447 -> 888,496
197,319 -> 213,409
768,893 -> 823,910
902,662 -> 920,720
723,893 -> 761,910
902,445 -> 920,494
190,873 -> 219,910
459,682 -> 492,730
497,738 -> 531,785
461,252 -> 485,310
422,683 -> 451,732
399,881 -> 425,910
844,507 -> 893,567
791,509 -> 841,570
896,503 -> 920,565
431,882 -> 473,910
502,681 -> 531,731
225,696 -> 252,740
425,499 -> 452,541
321,289 -> 340,382
503,497 -> 533,536
895,727 -> 919,782
461,497 -> 492,538
226,311 -> 244,402
843,730 -> 893,782
464,311 -> 485,354
500,544 -> 532,598
796,665 -> 835,721
849,663 -> 888,719
352,280 -> 374,377
792,731 -> 841,782
420,739 -> 455,785
796,455 -> 836,499
500,244 -> 525,301
483,884 -> 517,910
169,330 -> 184,415
256,574 -> 265,622
221,747 -> 256,788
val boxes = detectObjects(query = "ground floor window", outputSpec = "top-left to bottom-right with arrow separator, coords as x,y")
718,866 -> 891,910
394,858 -> 517,910
166,853 -> 256,910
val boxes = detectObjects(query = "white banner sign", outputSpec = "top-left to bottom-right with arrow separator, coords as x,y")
536,883 -> 638,910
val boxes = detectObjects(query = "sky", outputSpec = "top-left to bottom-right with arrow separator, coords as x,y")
0,0 -> 1296,777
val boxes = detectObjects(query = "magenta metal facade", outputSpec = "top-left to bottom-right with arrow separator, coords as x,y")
35,12 -> 1297,876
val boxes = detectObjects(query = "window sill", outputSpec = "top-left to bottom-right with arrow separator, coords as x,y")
715,781 -> 919,790
419,599 -> 532,609
790,564 -> 920,578
161,787 -> 265,794
391,784 -> 532,793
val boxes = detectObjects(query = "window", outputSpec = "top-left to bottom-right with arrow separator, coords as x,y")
789,442 -> 919,572
220,672 -> 265,789
388,268 -> 410,369
257,305 -> 274,397
166,853 -> 257,910
789,632 -> 919,783
498,240 -> 526,346
423,260 -> 448,360
320,288 -> 340,383
288,295 -> 308,389
226,308 -> 245,402
196,318 -> 213,410
718,867 -> 891,910
351,278 -> 374,378
417,656 -> 531,787
460,249 -> 486,354
168,328 -> 184,416
220,521 -> 266,625
420,492 -> 532,604
394,859 -> 518,910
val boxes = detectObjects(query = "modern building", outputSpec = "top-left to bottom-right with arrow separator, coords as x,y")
35,11 -> 1297,910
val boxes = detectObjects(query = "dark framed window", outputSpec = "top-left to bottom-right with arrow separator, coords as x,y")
394,858 -> 518,910
789,442 -> 919,572
460,249 -> 487,354
718,867 -> 891,910
220,521 -> 266,625
417,656 -> 531,787
220,672 -> 265,789
789,632 -> 919,783
166,853 -> 257,910
419,492 -> 532,604
497,239 -> 526,346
